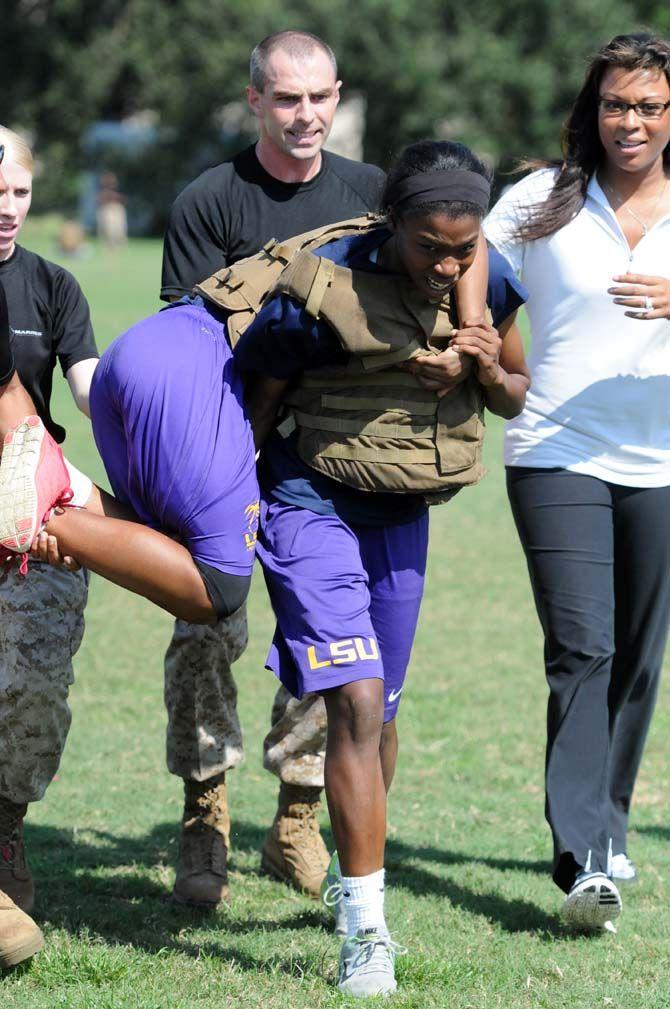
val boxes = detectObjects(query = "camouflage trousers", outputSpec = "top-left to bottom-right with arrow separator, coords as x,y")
0,561 -> 88,804
164,606 -> 327,787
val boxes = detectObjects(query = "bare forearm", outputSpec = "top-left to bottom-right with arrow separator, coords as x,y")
66,358 -> 99,419
455,231 -> 488,322
484,370 -> 529,419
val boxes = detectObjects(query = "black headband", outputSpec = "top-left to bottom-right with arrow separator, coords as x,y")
387,170 -> 491,213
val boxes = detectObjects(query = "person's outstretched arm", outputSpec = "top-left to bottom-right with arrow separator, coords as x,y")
454,230 -> 488,323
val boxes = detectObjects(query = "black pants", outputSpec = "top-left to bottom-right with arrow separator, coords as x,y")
507,466 -> 670,892
0,279 -> 14,385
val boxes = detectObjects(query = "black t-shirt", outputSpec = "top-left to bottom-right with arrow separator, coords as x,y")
0,245 -> 98,442
160,145 -> 386,299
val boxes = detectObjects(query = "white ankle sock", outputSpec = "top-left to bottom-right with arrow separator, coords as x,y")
340,868 -> 386,938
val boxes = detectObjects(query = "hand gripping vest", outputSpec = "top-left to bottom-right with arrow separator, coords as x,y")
196,216 -> 486,502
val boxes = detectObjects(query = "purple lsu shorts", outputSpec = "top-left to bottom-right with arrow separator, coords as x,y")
256,495 -> 429,722
89,303 -> 259,577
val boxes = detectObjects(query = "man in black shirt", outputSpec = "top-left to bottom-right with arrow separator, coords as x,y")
161,59 -> 383,298
161,30 -> 384,915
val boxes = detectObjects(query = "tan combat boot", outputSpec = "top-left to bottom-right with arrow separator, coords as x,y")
0,798 -> 34,913
261,783 -> 329,898
0,888 -> 43,969
172,773 -> 230,907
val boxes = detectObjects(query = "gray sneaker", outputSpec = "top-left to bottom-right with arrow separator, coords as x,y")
337,927 -> 402,998
320,851 -> 347,937
561,871 -> 622,933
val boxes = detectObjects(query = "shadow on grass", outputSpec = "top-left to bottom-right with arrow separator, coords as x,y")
25,819 -> 332,977
382,837 -> 557,936
383,837 -> 551,877
635,824 -> 670,841
25,819 -> 562,954
337,836 -> 556,936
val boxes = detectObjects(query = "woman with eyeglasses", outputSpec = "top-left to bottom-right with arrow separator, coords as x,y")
485,32 -> 670,933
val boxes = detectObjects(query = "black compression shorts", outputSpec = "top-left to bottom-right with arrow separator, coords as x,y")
195,560 -> 251,620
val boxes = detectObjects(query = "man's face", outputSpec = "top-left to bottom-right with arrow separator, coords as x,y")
247,48 -> 341,162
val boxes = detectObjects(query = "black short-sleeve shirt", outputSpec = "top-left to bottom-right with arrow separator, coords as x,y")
0,245 -> 98,442
160,145 -> 386,299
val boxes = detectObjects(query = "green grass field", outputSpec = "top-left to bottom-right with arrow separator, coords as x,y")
2,224 -> 670,1008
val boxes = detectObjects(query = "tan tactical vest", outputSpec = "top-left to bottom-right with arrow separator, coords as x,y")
196,216 -> 486,501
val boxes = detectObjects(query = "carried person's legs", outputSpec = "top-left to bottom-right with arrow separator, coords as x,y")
39,503 -> 224,623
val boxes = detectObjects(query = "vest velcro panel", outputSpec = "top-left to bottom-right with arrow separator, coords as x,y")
284,372 -> 485,495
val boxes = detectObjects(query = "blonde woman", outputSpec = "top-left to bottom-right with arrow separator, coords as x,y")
0,128 -> 98,966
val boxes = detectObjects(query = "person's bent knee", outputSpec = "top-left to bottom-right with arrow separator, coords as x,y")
324,678 -> 385,744
195,561 -> 252,621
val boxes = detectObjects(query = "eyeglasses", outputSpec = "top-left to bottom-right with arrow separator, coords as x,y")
598,98 -> 670,119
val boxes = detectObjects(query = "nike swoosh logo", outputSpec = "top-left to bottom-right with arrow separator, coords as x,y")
388,687 -> 403,703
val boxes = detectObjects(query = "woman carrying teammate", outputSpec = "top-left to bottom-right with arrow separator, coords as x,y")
232,139 -> 530,997
485,32 -> 670,933
1,137 -> 528,994
0,130 -> 100,969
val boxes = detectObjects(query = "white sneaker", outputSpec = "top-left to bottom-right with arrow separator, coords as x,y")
609,853 -> 637,883
561,871 -> 622,933
320,851 -> 346,937
337,927 -> 403,998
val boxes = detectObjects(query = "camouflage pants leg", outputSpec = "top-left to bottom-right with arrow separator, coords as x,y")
263,687 -> 327,788
0,562 -> 88,804
164,605 -> 248,782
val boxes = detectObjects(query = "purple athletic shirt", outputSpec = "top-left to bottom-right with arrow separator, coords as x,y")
89,302 -> 259,576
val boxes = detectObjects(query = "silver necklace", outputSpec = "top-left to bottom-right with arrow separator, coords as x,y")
603,176 -> 669,236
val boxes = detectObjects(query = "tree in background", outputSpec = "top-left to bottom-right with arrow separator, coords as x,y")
3,0 -> 664,229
